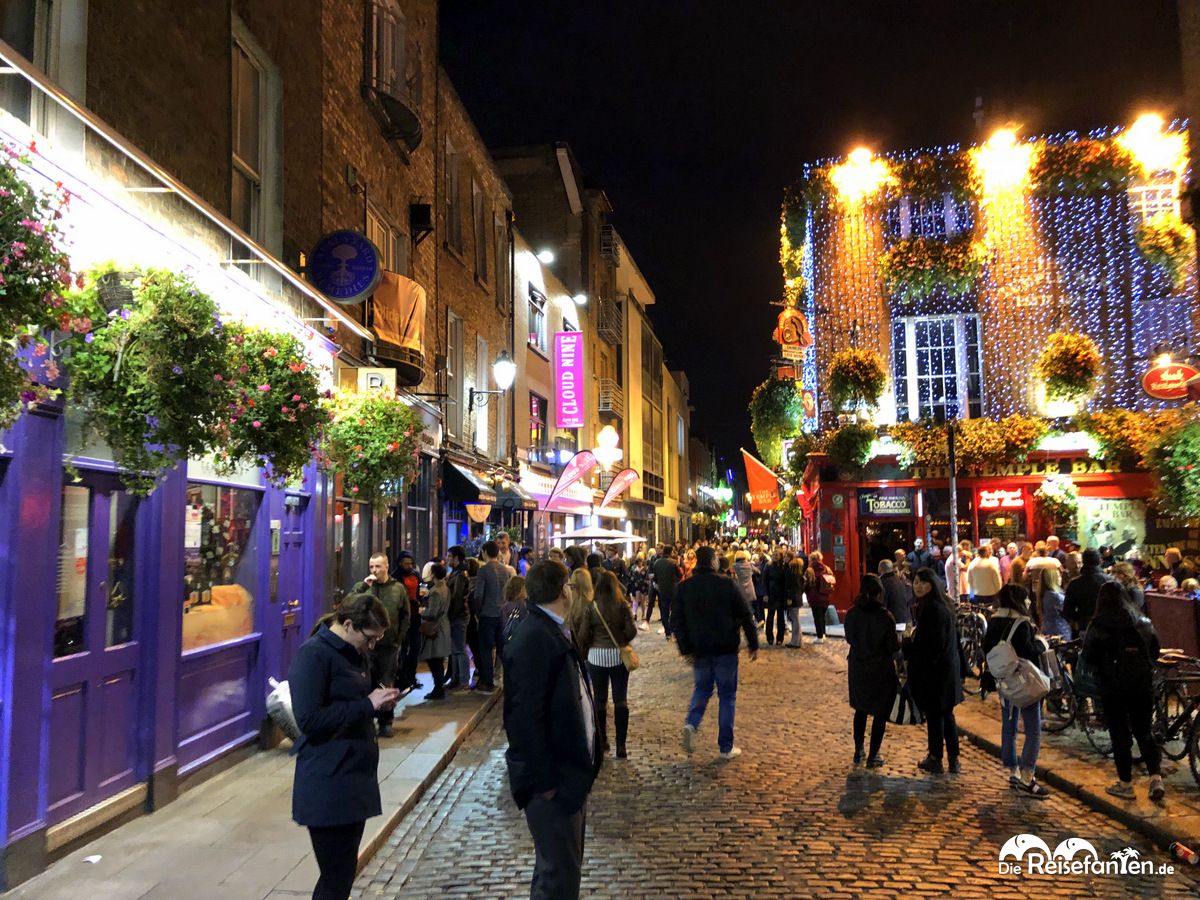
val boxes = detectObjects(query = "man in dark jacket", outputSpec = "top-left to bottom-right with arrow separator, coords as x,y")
651,546 -> 681,640
907,538 -> 933,572
1063,548 -> 1110,636
351,553 -> 410,737
504,560 -> 601,900
878,560 -> 912,625
445,546 -> 471,690
672,547 -> 759,759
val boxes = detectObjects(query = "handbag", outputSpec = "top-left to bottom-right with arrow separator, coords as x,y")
591,603 -> 640,672
1073,656 -> 1103,698
998,657 -> 1052,708
419,617 -> 439,638
888,676 -> 925,726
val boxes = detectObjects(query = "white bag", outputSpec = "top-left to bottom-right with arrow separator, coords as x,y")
999,658 -> 1052,708
984,619 -> 1023,680
266,677 -> 301,740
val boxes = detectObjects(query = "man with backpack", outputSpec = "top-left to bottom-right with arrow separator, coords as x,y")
982,584 -> 1050,798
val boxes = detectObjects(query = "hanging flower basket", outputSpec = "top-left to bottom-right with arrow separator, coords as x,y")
321,390 -> 424,503
1135,213 -> 1195,290
1146,417 -> 1200,518
0,142 -> 77,427
1033,332 -> 1102,402
878,235 -> 986,304
823,423 -> 875,475
748,376 -> 802,468
61,268 -> 230,493
827,347 -> 887,412
1033,475 -> 1079,527
214,323 -> 331,485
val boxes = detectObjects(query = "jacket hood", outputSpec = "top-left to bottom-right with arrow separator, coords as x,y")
1091,603 -> 1136,629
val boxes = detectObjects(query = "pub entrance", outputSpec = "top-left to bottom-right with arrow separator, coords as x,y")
859,518 -> 916,576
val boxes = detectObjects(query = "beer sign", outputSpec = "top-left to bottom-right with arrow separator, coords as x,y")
1141,362 -> 1200,401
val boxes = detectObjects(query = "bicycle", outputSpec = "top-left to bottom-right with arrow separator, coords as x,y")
956,600 -> 989,695
1040,636 -> 1078,734
1151,650 -> 1200,766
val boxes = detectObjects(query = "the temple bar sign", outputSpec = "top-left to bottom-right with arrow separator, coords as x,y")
858,487 -> 915,516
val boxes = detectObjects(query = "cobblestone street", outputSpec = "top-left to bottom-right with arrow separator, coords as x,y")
357,633 -> 1200,899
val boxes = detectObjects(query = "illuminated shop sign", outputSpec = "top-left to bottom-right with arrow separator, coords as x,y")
554,331 -> 585,428
1141,363 -> 1200,401
979,488 -> 1024,510
857,487 -> 914,516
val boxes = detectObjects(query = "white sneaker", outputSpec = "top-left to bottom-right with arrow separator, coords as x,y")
657,626 -> 665,635
1105,781 -> 1135,800
719,747 -> 742,760
682,723 -> 696,753
814,637 -> 825,645
638,621 -> 649,631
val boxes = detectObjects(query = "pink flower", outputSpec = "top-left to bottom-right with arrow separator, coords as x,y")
258,384 -> 271,392
214,374 -> 224,382
252,420 -> 262,428
264,347 -> 279,358
292,394 -> 301,402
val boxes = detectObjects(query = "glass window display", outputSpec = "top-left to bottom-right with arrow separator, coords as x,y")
183,482 -> 260,652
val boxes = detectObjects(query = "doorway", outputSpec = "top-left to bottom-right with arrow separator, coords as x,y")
278,495 -> 309,677
859,518 -> 916,576
48,473 -> 144,825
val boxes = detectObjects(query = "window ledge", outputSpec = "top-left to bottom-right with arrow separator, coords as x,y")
526,343 -> 549,362
443,242 -> 468,266
474,273 -> 489,291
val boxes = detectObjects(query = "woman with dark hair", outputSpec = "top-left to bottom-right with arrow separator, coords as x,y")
844,574 -> 900,768
419,563 -> 451,700
564,544 -> 594,611
808,551 -> 834,644
784,555 -> 806,648
1082,581 -> 1165,801
983,583 -> 1048,798
289,593 -> 401,900
575,570 -> 639,758
904,568 -> 963,775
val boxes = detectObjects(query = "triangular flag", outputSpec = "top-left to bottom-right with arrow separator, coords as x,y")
741,448 -> 780,512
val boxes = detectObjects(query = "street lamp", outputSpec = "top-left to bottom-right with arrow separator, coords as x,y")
468,350 -> 517,413
593,424 -> 623,469
572,292 -> 588,306
536,249 -> 555,265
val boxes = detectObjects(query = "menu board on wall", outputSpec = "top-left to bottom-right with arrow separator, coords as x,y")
1077,497 -> 1146,558
1143,502 -> 1200,566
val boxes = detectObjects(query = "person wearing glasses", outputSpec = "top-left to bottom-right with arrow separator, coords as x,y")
289,593 -> 401,900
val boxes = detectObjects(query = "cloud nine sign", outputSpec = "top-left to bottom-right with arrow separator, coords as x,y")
998,834 -> 1174,878
554,331 -> 585,429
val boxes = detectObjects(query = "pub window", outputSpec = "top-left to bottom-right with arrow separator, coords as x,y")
1128,178 -> 1178,223
529,392 -> 549,465
445,138 -> 464,252
893,314 -> 983,422
183,483 -> 259,652
366,203 -> 406,274
367,0 -> 406,101
494,213 -> 510,313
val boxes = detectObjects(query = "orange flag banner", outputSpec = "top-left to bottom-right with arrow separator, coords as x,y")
741,448 -> 780,512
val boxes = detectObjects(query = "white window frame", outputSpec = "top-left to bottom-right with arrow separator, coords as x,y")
494,213 -> 510,313
1128,177 -> 1179,223
472,180 -> 488,281
894,314 -> 983,422
527,286 -> 548,355
474,335 -> 489,455
897,193 -> 958,240
368,0 -> 407,100
230,18 -> 282,258
365,203 -> 406,274
446,310 -> 464,440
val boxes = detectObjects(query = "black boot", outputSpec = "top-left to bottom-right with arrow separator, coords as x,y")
597,703 -> 609,754
853,745 -> 864,766
615,706 -> 629,759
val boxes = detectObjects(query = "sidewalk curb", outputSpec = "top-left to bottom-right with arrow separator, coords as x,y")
356,689 -> 502,871
955,716 -> 1184,852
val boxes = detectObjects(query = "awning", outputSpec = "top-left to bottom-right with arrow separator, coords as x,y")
444,461 -> 497,504
495,481 -> 538,512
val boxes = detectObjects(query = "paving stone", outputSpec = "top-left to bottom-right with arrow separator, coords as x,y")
356,634 -> 1200,898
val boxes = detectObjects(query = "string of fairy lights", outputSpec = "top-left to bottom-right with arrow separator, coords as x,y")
788,116 -> 1194,428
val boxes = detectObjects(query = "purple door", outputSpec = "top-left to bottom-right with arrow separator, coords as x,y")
48,476 -> 142,825
278,495 -> 308,677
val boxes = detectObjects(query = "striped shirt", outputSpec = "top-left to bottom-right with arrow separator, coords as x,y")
587,646 -> 623,668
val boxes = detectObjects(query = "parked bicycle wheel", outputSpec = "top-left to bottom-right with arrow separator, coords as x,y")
1187,717 -> 1200,788
1080,695 -> 1114,758
958,611 -> 986,695
1153,683 -> 1193,762
1042,673 -> 1077,733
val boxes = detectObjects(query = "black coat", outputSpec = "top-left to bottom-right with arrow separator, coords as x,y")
844,603 -> 900,715
503,606 -> 601,813
288,625 -> 380,827
672,568 -> 759,659
652,556 -> 681,599
880,572 -> 912,625
904,596 -> 963,712
1063,566 -> 1110,634
1082,605 -> 1161,699
763,562 -> 788,608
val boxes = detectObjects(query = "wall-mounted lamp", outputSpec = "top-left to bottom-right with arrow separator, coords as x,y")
468,350 -> 517,413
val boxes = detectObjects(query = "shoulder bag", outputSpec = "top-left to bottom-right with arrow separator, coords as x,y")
888,658 -> 925,726
591,604 -> 640,672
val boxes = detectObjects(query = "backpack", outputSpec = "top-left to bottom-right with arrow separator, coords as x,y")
986,617 -> 1050,708
1113,623 -> 1154,691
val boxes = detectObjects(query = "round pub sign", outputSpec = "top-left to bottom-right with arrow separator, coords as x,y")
1141,362 -> 1200,401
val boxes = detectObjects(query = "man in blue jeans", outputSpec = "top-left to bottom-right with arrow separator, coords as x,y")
672,546 -> 759,759
472,540 -> 511,692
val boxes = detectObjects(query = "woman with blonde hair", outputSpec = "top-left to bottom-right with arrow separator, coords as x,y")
575,570 -> 638,758
1111,562 -> 1144,610
681,547 -> 698,581
1039,566 -> 1070,640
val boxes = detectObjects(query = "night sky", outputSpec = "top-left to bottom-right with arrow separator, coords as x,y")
439,0 -> 1182,471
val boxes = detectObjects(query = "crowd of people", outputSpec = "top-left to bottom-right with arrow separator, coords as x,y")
282,526 -> 1185,899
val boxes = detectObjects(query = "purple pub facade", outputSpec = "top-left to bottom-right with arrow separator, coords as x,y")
0,43 -> 368,888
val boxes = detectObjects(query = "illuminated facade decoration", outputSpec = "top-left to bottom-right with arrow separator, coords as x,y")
786,119 -> 1198,423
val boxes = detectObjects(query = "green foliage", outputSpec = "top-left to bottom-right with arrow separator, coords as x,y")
321,391 -> 424,503
215,323 -> 330,485
62,269 -> 230,493
890,151 -> 976,203
1146,417 -> 1200,518
824,423 -> 876,475
0,143 -> 76,426
879,234 -> 986,304
1030,139 -> 1137,194
776,492 -> 803,529
827,347 -> 887,412
889,415 -> 1047,471
1136,213 -> 1195,290
748,377 -> 802,468
1033,332 -> 1102,401
1033,475 -> 1079,526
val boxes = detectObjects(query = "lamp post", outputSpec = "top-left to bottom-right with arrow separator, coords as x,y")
467,350 -> 517,413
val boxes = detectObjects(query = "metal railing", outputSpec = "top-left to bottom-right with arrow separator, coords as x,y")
597,298 -> 623,345
598,377 -> 624,416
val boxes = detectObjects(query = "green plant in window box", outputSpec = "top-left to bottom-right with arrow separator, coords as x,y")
748,376 -> 802,468
1145,413 -> 1200,517
214,322 -> 331,486
878,234 -> 986,305
61,268 -> 231,493
1029,139 -> 1137,194
776,492 -> 803,529
1033,332 -> 1102,402
823,423 -> 876,475
320,389 -> 424,504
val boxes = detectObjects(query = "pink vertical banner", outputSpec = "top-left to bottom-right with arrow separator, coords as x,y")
600,468 -> 640,508
554,331 -> 585,429
548,450 -> 597,509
